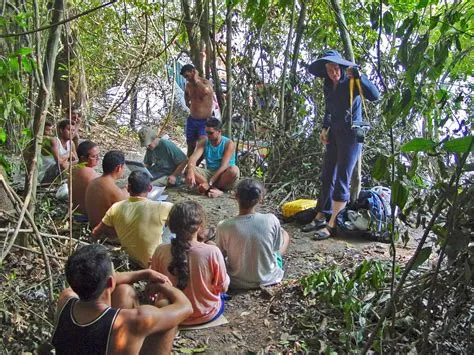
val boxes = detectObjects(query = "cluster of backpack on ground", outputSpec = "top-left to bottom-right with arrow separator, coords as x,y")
282,186 -> 394,243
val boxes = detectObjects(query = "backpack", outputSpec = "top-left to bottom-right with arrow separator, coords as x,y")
336,189 -> 392,243
278,207 -> 317,225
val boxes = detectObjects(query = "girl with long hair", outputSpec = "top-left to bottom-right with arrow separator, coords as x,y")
151,201 -> 229,325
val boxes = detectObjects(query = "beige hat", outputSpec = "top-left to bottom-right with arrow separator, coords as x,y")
138,127 -> 158,147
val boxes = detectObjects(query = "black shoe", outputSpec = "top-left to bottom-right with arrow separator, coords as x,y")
301,219 -> 327,232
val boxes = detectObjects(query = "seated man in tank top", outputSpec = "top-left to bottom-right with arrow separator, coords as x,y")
41,119 -> 78,184
185,118 -> 240,198
51,244 -> 192,355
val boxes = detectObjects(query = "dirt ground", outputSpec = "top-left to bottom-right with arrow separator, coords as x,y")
158,186 -> 416,352
83,123 -> 419,352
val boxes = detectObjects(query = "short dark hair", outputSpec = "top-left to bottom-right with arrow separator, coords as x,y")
57,119 -> 71,131
180,64 -> 195,75
206,118 -> 222,130
236,178 -> 265,209
65,244 -> 113,301
77,141 -> 98,161
45,120 -> 54,128
128,171 -> 151,194
102,150 -> 125,174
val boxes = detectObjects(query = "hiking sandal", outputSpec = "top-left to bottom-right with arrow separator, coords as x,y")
301,219 -> 327,233
312,226 -> 334,241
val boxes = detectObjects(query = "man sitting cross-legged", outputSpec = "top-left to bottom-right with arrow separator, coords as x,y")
51,244 -> 192,355
185,118 -> 240,198
92,171 -> 173,268
70,141 -> 100,220
85,150 -> 129,231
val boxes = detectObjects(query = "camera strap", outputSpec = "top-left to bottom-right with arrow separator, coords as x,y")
349,77 -> 369,126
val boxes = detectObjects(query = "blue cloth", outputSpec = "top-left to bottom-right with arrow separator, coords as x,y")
316,72 -> 380,214
204,136 -> 235,171
186,116 -> 208,143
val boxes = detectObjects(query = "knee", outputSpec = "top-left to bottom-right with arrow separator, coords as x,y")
112,284 -> 138,309
229,165 -> 239,178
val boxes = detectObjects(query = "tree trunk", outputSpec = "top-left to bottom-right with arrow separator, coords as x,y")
182,0 -> 203,70
224,2 -> 232,137
23,0 -> 65,239
330,0 -> 360,203
285,0 -> 307,130
279,0 -> 296,128
210,0 -> 224,110
130,83 -> 138,130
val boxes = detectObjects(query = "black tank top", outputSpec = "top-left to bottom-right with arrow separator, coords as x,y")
51,298 -> 120,355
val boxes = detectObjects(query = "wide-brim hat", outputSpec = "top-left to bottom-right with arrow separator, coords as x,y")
308,49 -> 356,77
138,126 -> 158,147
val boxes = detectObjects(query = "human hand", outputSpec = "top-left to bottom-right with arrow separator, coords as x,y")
167,175 -> 176,185
346,66 -> 360,79
320,128 -> 329,145
185,170 -> 196,186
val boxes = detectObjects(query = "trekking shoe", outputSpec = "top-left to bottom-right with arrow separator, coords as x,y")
301,218 -> 327,232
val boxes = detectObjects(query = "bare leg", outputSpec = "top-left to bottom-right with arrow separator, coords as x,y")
315,212 -> 326,221
139,326 -> 177,355
214,166 -> 239,191
279,228 -> 290,255
316,200 -> 347,237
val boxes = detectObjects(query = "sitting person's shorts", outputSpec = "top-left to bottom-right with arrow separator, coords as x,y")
186,116 -> 208,143
195,166 -> 240,191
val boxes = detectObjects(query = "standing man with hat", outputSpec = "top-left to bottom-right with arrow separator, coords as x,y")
302,49 -> 380,240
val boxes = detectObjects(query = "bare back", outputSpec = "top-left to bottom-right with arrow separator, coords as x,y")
85,175 -> 127,228
71,166 -> 99,215
185,78 -> 214,119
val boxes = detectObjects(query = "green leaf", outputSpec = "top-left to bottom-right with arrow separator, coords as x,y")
429,15 -> 440,30
442,136 -> 474,153
391,181 -> 409,210
0,127 -> 6,143
410,247 -> 432,270
401,138 -> 435,152
383,11 -> 395,34
416,0 -> 429,9
16,47 -> 33,56
372,154 -> 389,181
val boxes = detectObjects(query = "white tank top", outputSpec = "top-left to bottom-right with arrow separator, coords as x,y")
56,137 -> 71,157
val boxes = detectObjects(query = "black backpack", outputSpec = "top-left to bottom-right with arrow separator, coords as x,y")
335,190 -> 392,243
279,207 -> 318,225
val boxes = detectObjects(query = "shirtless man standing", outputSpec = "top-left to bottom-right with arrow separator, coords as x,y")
71,141 -> 100,218
85,150 -> 128,231
52,244 -> 192,354
180,64 -> 214,157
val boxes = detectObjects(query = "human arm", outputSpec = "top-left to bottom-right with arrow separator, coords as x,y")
346,67 -> 380,101
209,140 -> 236,185
129,281 -> 193,336
55,288 -> 78,324
70,141 -> 79,164
184,84 -> 191,108
167,158 -> 187,185
185,140 -> 206,185
211,248 -> 230,293
91,221 -> 117,240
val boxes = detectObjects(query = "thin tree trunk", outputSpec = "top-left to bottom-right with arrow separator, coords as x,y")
130,82 -> 138,130
224,2 -> 232,137
279,0 -> 296,127
23,0 -> 65,236
210,0 -> 223,110
285,0 -> 307,130
181,0 -> 202,69
330,0 -> 360,203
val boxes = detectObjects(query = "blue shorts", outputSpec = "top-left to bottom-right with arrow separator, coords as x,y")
186,116 -> 207,143
198,293 -> 227,325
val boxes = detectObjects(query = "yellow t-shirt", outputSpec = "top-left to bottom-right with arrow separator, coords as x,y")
102,197 -> 173,268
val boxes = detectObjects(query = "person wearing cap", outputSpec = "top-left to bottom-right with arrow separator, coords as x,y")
302,49 -> 380,240
180,64 -> 215,158
138,126 -> 188,186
